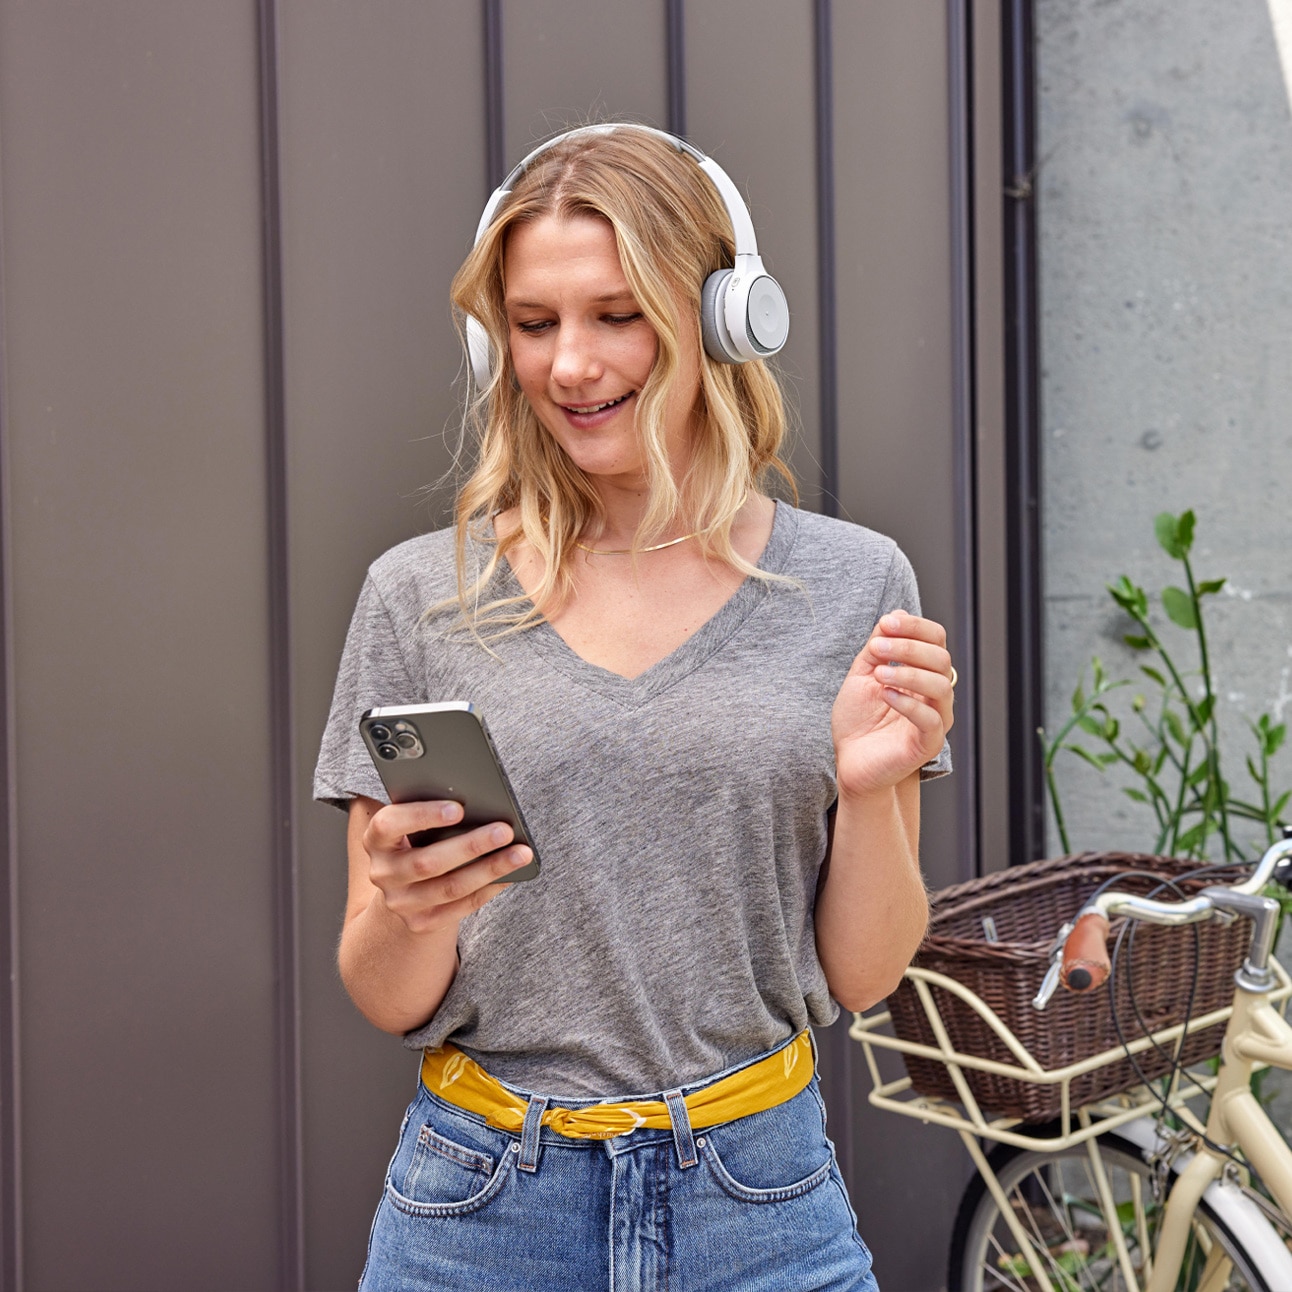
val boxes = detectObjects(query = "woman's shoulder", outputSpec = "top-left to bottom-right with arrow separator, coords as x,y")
362,526 -> 469,617
776,503 -> 903,582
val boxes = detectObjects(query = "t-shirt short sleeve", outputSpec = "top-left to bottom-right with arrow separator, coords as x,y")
313,574 -> 425,808
878,545 -> 953,782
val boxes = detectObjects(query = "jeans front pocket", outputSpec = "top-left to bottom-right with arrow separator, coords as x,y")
400,1123 -> 496,1203
699,1132 -> 834,1203
384,1097 -> 517,1219
697,1083 -> 835,1204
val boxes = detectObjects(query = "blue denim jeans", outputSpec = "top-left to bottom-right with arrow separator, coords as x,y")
359,1050 -> 879,1292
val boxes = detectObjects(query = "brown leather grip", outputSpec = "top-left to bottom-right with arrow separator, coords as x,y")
1061,912 -> 1111,993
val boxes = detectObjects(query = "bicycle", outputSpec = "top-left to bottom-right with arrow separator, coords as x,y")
850,834 -> 1292,1292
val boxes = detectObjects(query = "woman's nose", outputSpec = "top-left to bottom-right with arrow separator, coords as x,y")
550,324 -> 601,386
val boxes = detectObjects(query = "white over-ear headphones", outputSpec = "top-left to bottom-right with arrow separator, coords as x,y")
465,123 -> 789,390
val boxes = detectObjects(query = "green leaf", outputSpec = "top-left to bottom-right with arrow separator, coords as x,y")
1097,752 -> 1118,766
1071,680 -> 1086,712
1104,715 -> 1120,741
1162,586 -> 1197,629
1123,788 -> 1149,804
1195,695 -> 1215,728
1248,755 -> 1263,785
1229,801 -> 1270,821
1077,716 -> 1104,737
1108,576 -> 1149,619
1176,823 -> 1207,854
1133,749 -> 1153,775
1092,656 -> 1106,688
1186,761 -> 1211,788
1197,578 -> 1226,596
1123,634 -> 1151,651
1063,743 -> 1109,772
1165,711 -> 1188,746
1141,666 -> 1166,687
1273,790 -> 1292,821
1178,509 -> 1196,552
1269,723 -> 1287,757
1155,512 -> 1184,559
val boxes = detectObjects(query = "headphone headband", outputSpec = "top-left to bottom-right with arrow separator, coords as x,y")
465,123 -> 788,386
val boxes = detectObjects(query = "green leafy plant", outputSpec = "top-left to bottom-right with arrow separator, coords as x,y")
1041,510 -> 1289,861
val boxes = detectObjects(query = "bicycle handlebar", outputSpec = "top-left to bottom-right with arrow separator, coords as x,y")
1060,911 -> 1112,992
1033,836 -> 1292,1010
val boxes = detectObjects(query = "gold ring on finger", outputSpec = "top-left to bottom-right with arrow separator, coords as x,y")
949,666 -> 958,688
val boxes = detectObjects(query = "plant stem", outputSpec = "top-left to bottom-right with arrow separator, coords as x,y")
1045,754 -> 1072,854
1183,552 -> 1235,858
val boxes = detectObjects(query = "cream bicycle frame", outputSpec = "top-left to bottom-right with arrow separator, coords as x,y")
853,967 -> 1292,1292
850,837 -> 1292,1292
1146,979 -> 1292,1292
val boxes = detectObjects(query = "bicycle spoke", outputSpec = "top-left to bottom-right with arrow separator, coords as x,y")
984,1231 -> 1037,1292
1001,1170 -> 1108,1292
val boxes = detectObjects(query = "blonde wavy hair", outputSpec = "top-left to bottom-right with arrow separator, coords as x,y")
446,125 -> 796,632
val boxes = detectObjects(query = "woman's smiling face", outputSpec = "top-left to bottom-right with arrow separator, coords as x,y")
503,214 -> 700,490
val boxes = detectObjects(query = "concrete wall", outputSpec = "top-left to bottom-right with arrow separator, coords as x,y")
1039,0 -> 1292,858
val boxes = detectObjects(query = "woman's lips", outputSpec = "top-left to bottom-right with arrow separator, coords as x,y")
559,391 -> 635,430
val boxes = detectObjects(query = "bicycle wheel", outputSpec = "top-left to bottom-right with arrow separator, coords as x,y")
948,1129 -> 1290,1292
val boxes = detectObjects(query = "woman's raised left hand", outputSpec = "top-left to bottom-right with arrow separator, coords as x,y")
831,609 -> 954,798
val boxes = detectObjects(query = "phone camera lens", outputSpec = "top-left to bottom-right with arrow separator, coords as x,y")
369,724 -> 391,743
395,732 -> 418,750
376,742 -> 399,761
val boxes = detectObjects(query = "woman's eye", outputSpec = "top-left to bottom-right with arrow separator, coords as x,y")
605,313 -> 643,326
515,320 -> 553,335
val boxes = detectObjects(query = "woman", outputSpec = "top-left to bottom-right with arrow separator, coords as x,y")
315,124 -> 953,1292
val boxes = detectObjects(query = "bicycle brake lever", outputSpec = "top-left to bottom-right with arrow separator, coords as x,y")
1032,921 -> 1074,1011
1033,960 -> 1062,1011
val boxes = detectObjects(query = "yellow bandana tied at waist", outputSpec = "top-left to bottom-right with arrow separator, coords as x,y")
420,1030 -> 814,1140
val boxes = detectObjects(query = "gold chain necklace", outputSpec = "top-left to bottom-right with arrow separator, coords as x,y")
573,531 -> 700,556
571,495 -> 749,556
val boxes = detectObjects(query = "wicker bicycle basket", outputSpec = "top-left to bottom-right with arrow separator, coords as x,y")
886,853 -> 1252,1123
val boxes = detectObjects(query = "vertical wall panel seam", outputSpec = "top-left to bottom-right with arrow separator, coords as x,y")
666,0 -> 686,137
255,2 -> 304,1286
484,0 -> 505,191
812,0 -> 851,1199
813,0 -> 839,518
1002,0 -> 1045,866
0,76 -> 23,1292
947,0 -> 980,883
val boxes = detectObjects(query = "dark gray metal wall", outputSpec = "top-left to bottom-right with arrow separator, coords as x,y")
0,2 -> 1009,1289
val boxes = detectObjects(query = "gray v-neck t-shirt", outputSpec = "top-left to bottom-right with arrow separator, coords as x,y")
314,502 -> 950,1098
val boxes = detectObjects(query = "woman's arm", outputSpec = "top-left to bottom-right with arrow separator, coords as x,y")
814,609 -> 954,1011
338,795 -> 533,1034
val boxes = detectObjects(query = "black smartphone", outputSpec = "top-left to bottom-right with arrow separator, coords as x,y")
359,702 -> 540,883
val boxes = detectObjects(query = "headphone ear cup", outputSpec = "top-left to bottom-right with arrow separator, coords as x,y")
466,314 -> 494,390
701,270 -> 743,364
742,275 -> 790,355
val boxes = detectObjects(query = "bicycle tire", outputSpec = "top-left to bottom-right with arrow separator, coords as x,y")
947,1125 -> 1292,1292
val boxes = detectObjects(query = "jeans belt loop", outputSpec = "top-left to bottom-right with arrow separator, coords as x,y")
662,1088 -> 698,1169
518,1093 -> 549,1173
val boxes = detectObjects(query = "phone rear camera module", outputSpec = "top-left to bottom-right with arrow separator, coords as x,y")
369,723 -> 392,743
395,732 -> 419,751
376,742 -> 400,761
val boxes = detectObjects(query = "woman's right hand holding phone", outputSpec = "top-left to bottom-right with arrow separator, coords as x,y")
339,796 -> 532,1033
362,799 -> 533,932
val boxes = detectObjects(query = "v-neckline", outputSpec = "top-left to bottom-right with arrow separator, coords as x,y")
495,500 -> 799,705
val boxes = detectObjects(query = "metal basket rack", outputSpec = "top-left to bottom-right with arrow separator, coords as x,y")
850,957 -> 1292,1154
